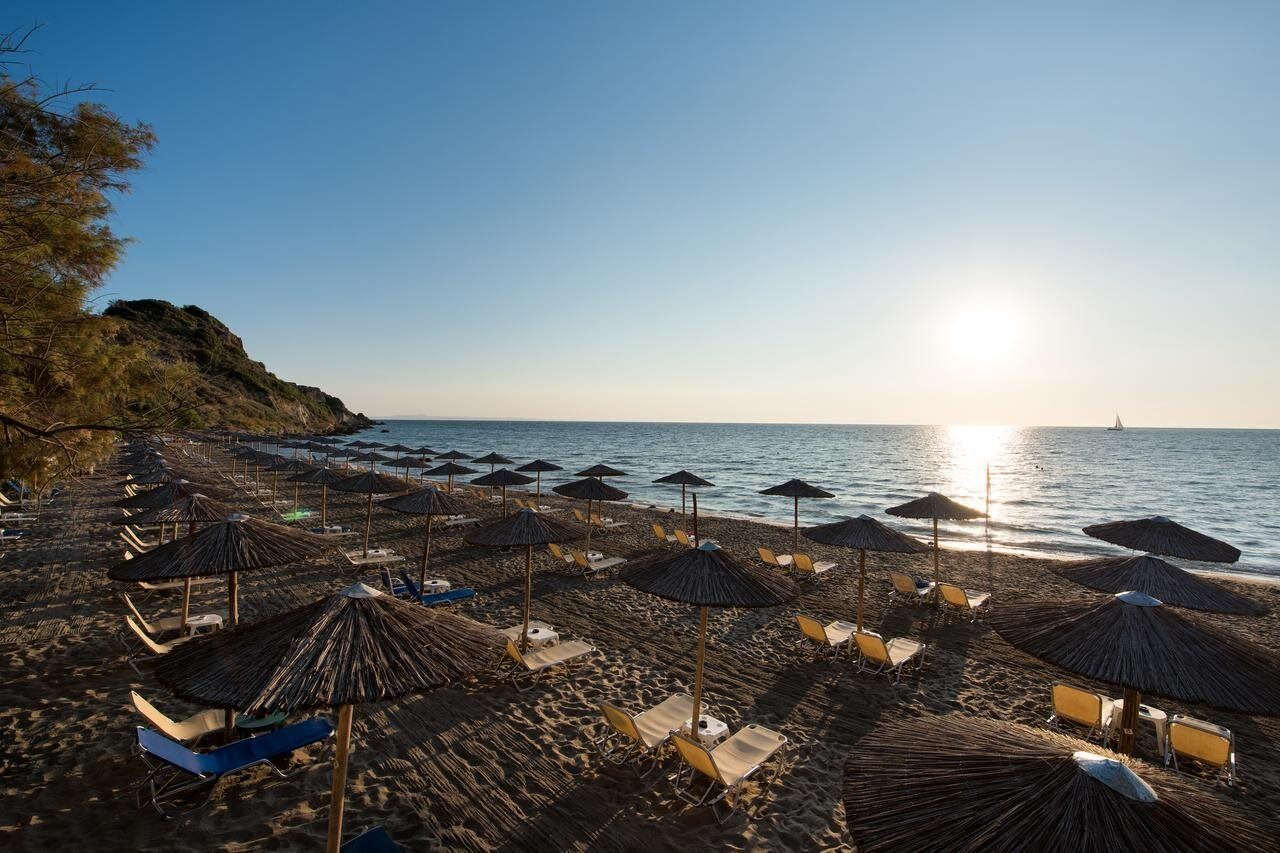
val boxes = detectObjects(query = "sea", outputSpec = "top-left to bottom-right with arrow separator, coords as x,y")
341,421 -> 1280,579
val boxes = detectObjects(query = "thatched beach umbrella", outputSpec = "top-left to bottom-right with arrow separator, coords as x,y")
576,463 -> 627,479
435,450 -> 473,463
622,542 -> 796,730
472,451 -> 514,472
1084,516 -> 1242,564
381,444 -> 413,457
471,468 -> 535,516
1053,554 -> 1266,616
411,446 -> 439,458
553,477 -> 628,555
515,459 -> 562,504
266,458 -> 314,510
154,582 -> 505,853
842,714 -> 1274,852
331,471 -> 411,559
115,478 -> 229,509
886,492 -> 985,584
760,478 -> 834,551
287,466 -> 345,527
389,455 -> 433,480
990,591 -> 1280,753
465,509 -> 586,652
107,513 -> 335,627
380,486 -> 465,592
654,469 -> 714,526
804,515 -> 929,631
424,461 -> 477,493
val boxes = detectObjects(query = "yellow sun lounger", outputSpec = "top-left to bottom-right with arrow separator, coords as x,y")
594,693 -> 705,775
938,583 -> 991,622
795,614 -> 857,658
651,523 -> 678,543
572,549 -> 625,575
757,547 -> 792,569
888,571 -> 935,606
123,616 -> 193,674
505,638 -> 596,691
853,632 -> 926,683
130,691 -> 227,745
1047,683 -> 1115,743
1168,715 -> 1236,786
792,553 -> 837,579
671,724 -> 790,822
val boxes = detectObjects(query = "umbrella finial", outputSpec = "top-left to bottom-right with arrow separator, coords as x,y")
1072,751 -> 1158,803
1115,590 -> 1162,607
696,540 -> 720,552
340,582 -> 383,599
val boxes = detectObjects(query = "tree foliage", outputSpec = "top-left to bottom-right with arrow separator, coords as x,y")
0,25 -> 194,485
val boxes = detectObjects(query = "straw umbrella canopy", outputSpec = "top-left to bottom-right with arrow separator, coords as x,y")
115,478 -> 229,509
842,714 -> 1275,852
424,461 -> 477,492
107,513 -> 336,627
515,459 -> 562,503
389,455 -> 433,480
471,468 -> 535,516
379,486 -> 465,592
990,591 -> 1280,753
1052,554 -> 1266,616
435,450 -> 473,463
346,440 -> 372,449
330,471 -> 411,558
886,492 -> 986,584
654,470 -> 714,526
287,466 -> 345,527
473,451 -> 514,472
1083,516 -> 1242,564
381,444 -> 413,456
576,463 -> 627,479
122,467 -> 184,486
760,478 -> 834,551
357,451 -> 394,471
622,542 -> 796,730
410,445 -> 439,457
465,509 -> 587,652
552,477 -> 628,554
803,515 -> 930,631
153,582 -> 506,853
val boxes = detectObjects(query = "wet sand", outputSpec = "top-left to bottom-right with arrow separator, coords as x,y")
2,449 -> 1279,850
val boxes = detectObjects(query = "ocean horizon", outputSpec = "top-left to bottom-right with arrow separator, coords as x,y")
345,419 -> 1280,578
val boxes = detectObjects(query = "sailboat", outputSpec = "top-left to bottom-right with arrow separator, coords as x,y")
1107,414 -> 1124,431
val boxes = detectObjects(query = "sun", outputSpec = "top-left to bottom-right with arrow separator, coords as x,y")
947,302 -> 1021,366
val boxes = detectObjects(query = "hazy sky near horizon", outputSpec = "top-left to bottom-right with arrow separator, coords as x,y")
15,2 -> 1280,427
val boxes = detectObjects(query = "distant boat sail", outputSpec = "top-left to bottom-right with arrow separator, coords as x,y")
1107,414 -> 1124,431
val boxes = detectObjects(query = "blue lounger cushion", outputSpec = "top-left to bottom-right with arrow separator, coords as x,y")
137,716 -> 334,776
342,826 -> 402,852
422,588 -> 475,606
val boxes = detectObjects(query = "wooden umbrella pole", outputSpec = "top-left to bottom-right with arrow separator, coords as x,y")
1118,687 -> 1141,755
856,549 -> 866,631
535,472 -> 542,503
793,496 -> 799,552
932,518 -> 940,583
321,485 -> 328,527
691,606 -> 708,732
692,493 -> 699,546
419,514 -> 434,592
326,703 -> 355,853
584,499 -> 593,554
293,482 -> 300,512
272,471 -> 278,505
520,546 -> 533,653
682,484 -> 687,523
502,485 -> 508,516
228,571 -> 239,626
362,492 -> 373,559
181,578 -> 192,632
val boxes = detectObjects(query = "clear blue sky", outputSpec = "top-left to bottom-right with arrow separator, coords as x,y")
14,2 -> 1280,426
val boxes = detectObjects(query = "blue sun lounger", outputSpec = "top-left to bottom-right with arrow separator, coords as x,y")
398,571 -> 476,606
135,717 -> 334,818
342,826 -> 402,852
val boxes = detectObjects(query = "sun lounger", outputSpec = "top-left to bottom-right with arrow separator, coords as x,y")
135,576 -> 219,595
440,515 -> 479,528
396,571 -> 476,606
342,826 -> 403,853
1047,683 -> 1115,743
134,717 -> 335,818
671,724 -> 790,822
122,616 -> 194,673
758,547 -> 792,569
792,553 -> 837,579
674,529 -> 695,547
572,549 -> 625,575
888,571 -> 935,606
123,594 -> 220,638
938,583 -> 991,622
795,615 -> 856,658
505,638 -> 596,690
1168,715 -> 1236,786
0,528 -> 23,541
652,523 -> 679,543
594,692 -> 705,774
130,691 -> 227,745
853,632 -> 926,683
343,548 -> 405,567
501,620 -> 556,644
311,524 -> 357,537
591,513 -> 627,530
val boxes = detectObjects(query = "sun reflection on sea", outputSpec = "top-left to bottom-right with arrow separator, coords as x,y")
940,424 -> 1017,510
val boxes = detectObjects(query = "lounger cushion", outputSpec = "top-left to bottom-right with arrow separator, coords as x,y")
885,637 -> 925,666
521,639 -> 594,670
137,717 -> 335,776
710,724 -> 788,786
634,693 -> 698,748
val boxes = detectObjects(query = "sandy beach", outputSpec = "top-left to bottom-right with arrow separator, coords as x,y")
3,449 -> 1280,851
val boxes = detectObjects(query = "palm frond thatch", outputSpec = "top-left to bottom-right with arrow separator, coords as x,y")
1053,554 -> 1266,616
472,452 -> 514,466
575,463 -> 627,477
381,444 -> 414,453
379,487 -> 464,517
622,542 -> 797,608
654,470 -> 714,487
114,479 -> 230,509
425,461 -> 478,477
107,515 -> 336,581
516,459 -> 562,473
330,471 -> 411,495
434,450 -> 473,462
842,715 -> 1275,853
1083,517 -> 1241,564
803,514 -> 929,553
154,583 -> 507,713
886,491 -> 985,521
759,478 -> 833,499
989,593 -> 1280,714
112,493 -> 235,525
471,469 -> 535,488
464,508 -> 585,547
552,477 -> 628,501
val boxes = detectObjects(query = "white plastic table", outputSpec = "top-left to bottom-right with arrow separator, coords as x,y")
1110,699 -> 1169,757
683,715 -> 729,747
422,579 -> 451,594
523,626 -> 559,649
183,613 -> 223,636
